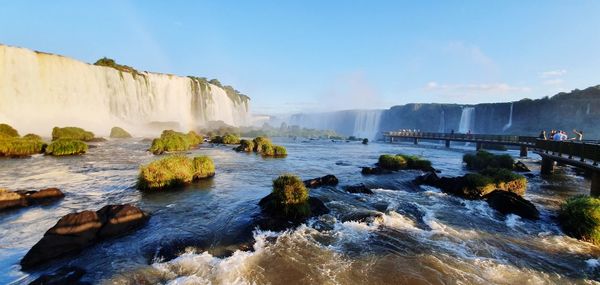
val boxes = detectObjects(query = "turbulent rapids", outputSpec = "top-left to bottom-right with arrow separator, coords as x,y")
1,139 -> 599,284
0,45 -> 250,137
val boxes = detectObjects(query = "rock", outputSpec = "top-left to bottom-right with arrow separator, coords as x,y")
0,188 -> 64,211
20,204 -> 149,269
414,171 -> 440,186
361,167 -> 392,175
340,210 -> 383,224
88,137 -> 107,142
0,188 -> 27,210
303,175 -> 339,188
29,266 -> 87,285
343,184 -> 374,194
513,161 -> 531,172
484,190 -> 540,220
256,194 -> 329,231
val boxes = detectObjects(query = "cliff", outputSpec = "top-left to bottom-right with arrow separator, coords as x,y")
0,45 -> 250,136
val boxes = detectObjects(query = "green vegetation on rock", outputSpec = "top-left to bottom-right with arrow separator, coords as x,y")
137,155 -> 215,190
480,168 -> 527,196
234,136 -> 287,157
252,136 -> 271,152
45,139 -> 88,156
149,130 -> 202,155
109,127 -> 132,138
0,123 -> 19,138
463,150 -> 514,171
52,127 -> 95,141
234,139 -> 254,152
23,134 -> 42,141
397,154 -> 433,171
0,137 -> 46,157
378,154 -> 407,170
272,174 -> 310,217
94,57 -> 143,77
210,133 -> 240,144
559,196 -> 600,245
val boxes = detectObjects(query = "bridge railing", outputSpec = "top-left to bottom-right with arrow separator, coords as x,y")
383,131 -> 538,145
535,140 -> 600,165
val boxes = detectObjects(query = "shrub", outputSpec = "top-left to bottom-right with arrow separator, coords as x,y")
261,144 -> 274,156
137,155 -> 215,190
378,154 -> 407,170
235,139 -> 254,152
109,127 -> 132,138
559,196 -> 600,245
221,133 -> 240,144
192,156 -> 215,179
253,136 -> 272,152
210,135 -> 223,144
23,133 -> 42,141
0,137 -> 46,157
272,174 -> 310,217
0,123 -> 19,138
397,154 -> 432,170
273,145 -> 287,156
463,151 -> 514,170
149,130 -> 201,154
52,127 -> 95,141
45,139 -> 88,156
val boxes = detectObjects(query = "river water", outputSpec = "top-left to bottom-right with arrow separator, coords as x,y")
0,139 -> 598,284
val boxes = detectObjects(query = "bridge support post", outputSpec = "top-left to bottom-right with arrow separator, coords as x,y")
476,142 -> 482,151
445,140 -> 450,148
541,157 -> 554,175
520,145 -> 528,157
413,138 -> 418,145
592,172 -> 600,197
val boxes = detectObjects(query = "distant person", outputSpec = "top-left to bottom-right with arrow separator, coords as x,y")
561,131 -> 568,141
538,130 -> 547,140
573,129 -> 584,141
450,129 -> 455,135
549,130 -> 556,140
553,131 -> 562,141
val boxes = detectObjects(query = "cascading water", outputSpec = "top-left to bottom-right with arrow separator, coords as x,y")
352,110 -> 382,140
458,107 -> 475,133
502,103 -> 513,131
438,109 -> 446,133
0,45 -> 250,136
587,103 -> 591,115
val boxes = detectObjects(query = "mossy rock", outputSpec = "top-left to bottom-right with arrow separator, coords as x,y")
362,138 -> 369,145
252,136 -> 272,152
221,134 -> 240,144
45,139 -> 88,156
137,155 -> 214,190
149,130 -> 201,155
0,137 -> 46,157
397,154 -> 432,171
23,134 -> 42,141
0,123 -> 19,138
272,145 -> 287,156
559,196 -> 600,245
235,139 -> 254,152
270,174 -> 310,218
481,168 -> 527,196
378,154 -> 407,170
186,131 -> 203,146
109,127 -> 132,138
463,150 -> 514,171
52,127 -> 95,141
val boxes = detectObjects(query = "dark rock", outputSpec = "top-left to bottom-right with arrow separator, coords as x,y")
513,161 -> 531,172
303,175 -> 339,188
256,194 -> 329,231
22,188 -> 65,205
88,137 -> 107,142
0,188 -> 28,210
343,184 -> 374,194
29,266 -> 87,285
414,171 -> 440,185
1,188 -> 64,211
21,204 -> 149,269
372,201 -> 389,212
339,210 -> 383,224
484,190 -> 540,220
361,167 -> 392,175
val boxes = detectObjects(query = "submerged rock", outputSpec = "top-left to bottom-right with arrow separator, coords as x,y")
361,167 -> 392,175
0,188 -> 64,211
484,190 -> 540,220
29,266 -> 87,285
513,161 -> 531,172
303,174 -> 339,188
339,210 -> 383,224
21,204 -> 149,269
257,193 -> 329,231
343,184 -> 374,194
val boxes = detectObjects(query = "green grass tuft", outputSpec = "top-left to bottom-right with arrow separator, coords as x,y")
109,127 -> 132,138
235,139 -> 255,152
149,130 -> 202,154
378,154 -> 407,170
559,196 -> 600,245
137,155 -> 215,190
463,150 -> 514,171
0,123 -> 19,138
45,139 -> 88,156
23,133 -> 42,141
0,137 -> 46,157
272,174 -> 310,217
52,127 -> 95,141
252,136 -> 272,152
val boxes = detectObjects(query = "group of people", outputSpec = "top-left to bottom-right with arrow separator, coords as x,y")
538,129 -> 584,141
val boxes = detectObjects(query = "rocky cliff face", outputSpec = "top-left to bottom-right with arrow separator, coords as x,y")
0,45 -> 250,136
289,86 -> 600,139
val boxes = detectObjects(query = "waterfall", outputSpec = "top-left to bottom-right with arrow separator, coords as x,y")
0,45 -> 250,136
502,103 -> 513,131
458,107 -> 475,133
438,109 -> 446,133
352,110 -> 382,140
587,103 -> 591,115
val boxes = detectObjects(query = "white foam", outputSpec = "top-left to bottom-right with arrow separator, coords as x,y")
505,214 -> 523,229
586,258 -> 600,268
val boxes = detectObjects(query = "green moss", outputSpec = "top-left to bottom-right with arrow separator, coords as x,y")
109,127 -> 132,138
253,136 -> 272,152
261,144 -> 274,156
463,173 -> 496,196
272,174 -> 310,217
149,130 -> 202,154
23,133 -> 42,141
378,154 -> 407,170
397,154 -> 432,170
94,57 -> 143,77
480,168 -> 527,196
222,133 -> 240,144
463,150 -> 514,171
559,196 -> 600,245
273,145 -> 287,156
0,123 -> 19,138
192,156 -> 215,179
45,139 -> 88,156
0,137 -> 45,157
235,139 -> 254,152
52,127 -> 95,141
137,155 -> 215,190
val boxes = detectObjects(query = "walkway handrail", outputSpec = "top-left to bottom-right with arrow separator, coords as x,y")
383,131 -> 538,145
535,140 -> 600,165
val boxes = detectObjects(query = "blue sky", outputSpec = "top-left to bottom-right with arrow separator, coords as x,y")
1,1 -> 599,114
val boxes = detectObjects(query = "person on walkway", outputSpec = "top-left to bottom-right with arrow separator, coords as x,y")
573,129 -> 584,141
538,130 -> 547,140
549,130 -> 556,140
553,131 -> 563,141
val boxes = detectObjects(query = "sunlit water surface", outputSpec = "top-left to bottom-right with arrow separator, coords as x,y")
0,139 -> 598,284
